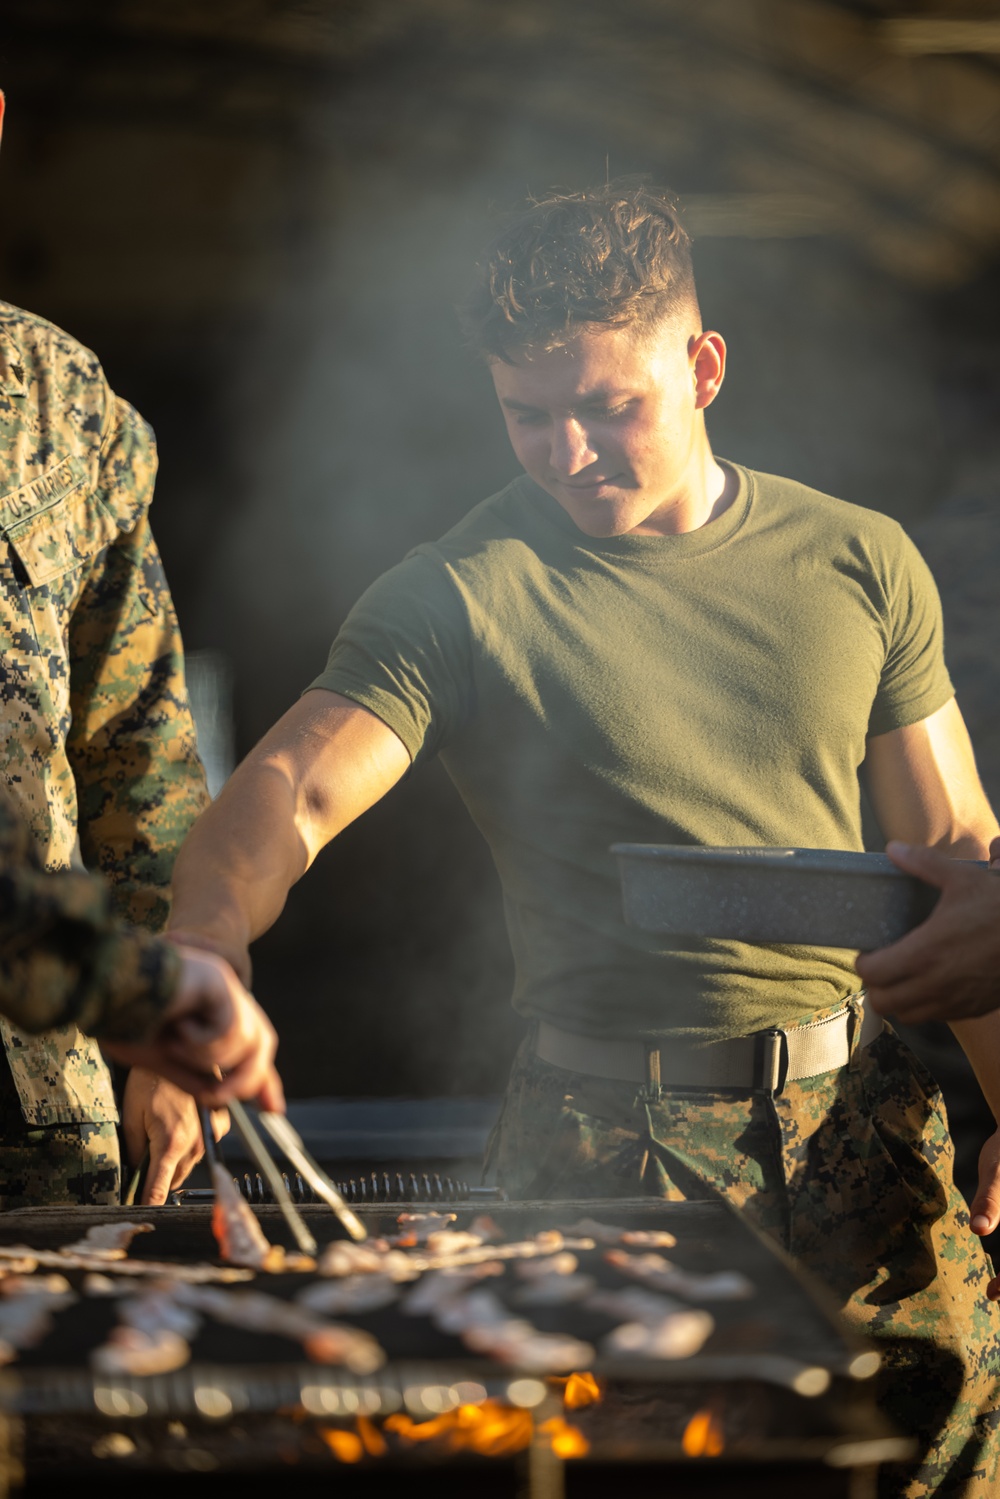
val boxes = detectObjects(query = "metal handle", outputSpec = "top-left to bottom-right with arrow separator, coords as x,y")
228,1099 -> 318,1256
259,1110 -> 367,1243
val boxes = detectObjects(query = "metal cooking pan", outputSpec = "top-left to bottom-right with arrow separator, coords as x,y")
611,844 -> 986,949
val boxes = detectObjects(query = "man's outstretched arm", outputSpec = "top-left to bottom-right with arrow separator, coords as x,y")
167,690 -> 411,984
858,695 -> 1000,1023
861,696 -> 1000,1250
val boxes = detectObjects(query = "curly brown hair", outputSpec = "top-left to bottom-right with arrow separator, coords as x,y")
461,182 -> 699,362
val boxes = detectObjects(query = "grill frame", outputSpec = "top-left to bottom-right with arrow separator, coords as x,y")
0,1197 -> 915,1486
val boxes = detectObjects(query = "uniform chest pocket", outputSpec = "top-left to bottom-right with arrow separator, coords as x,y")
2,456 -> 116,587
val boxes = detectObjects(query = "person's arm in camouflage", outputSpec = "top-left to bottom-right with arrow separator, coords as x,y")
0,783 -> 180,1041
0,787 -> 282,1110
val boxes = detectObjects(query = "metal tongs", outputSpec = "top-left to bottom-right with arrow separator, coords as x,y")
257,1109 -> 367,1244
200,1099 -> 367,1250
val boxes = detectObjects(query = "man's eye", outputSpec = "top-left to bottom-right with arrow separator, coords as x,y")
591,403 -> 630,419
512,411 -> 547,426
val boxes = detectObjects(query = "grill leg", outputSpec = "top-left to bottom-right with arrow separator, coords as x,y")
847,1465 -> 879,1499
519,1428 -> 564,1499
0,1413 -> 24,1497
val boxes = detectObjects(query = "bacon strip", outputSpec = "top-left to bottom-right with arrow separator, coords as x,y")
605,1248 -> 753,1301
210,1161 -> 286,1272
60,1222 -> 154,1261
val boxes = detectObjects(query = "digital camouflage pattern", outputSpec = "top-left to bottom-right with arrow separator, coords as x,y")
0,301 -> 209,1151
490,1001 -> 1000,1499
0,1113 -> 119,1212
0,785 -> 181,1043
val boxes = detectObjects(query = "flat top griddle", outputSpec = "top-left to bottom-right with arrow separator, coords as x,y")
0,1198 -> 875,1405
0,1199 -> 917,1483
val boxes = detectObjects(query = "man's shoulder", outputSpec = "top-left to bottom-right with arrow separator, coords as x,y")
745,464 -> 908,548
0,301 -> 105,389
423,475 -> 543,563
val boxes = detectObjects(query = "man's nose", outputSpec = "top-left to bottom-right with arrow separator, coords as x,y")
549,419 -> 597,475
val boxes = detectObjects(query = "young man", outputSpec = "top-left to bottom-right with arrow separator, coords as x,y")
167,185 -> 1000,1496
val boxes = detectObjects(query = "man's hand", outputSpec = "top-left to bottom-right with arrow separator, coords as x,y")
855,839 -> 1000,1024
122,1068 -> 229,1206
101,947 -> 284,1112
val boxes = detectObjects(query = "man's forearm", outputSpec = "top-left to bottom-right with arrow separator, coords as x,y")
167,757 -> 309,975
951,1014 -> 1000,1124
167,692 -> 412,979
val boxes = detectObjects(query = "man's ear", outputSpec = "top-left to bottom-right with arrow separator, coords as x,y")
0,91 -> 6,151
689,331 -> 726,411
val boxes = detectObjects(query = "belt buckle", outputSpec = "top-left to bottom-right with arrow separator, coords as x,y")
755,1029 -> 788,1097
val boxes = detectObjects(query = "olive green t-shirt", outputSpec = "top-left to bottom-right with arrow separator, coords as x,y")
311,463 -> 953,1042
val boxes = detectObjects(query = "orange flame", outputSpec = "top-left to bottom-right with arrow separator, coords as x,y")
385,1401 -> 534,1457
319,1427 -> 364,1463
681,1407 -> 724,1457
320,1401 -> 590,1463
560,1371 -> 603,1409
537,1416 -> 590,1458
356,1416 -> 388,1457
319,1417 -> 387,1462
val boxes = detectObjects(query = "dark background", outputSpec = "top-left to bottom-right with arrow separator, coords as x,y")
0,1 -> 998,1125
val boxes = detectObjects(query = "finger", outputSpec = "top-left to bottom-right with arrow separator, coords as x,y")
163,1150 -> 203,1197
856,930 -> 926,988
883,840 -> 962,888
142,1060 -> 225,1097
864,979 -> 952,1025
142,1144 -> 185,1207
187,1044 -> 278,1107
257,1067 -> 286,1115
970,1147 -> 1000,1236
191,1055 -> 284,1115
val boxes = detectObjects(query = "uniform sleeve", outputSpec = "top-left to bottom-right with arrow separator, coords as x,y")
66,397 -> 210,931
0,790 -> 181,1041
308,548 -> 473,765
868,527 -> 954,738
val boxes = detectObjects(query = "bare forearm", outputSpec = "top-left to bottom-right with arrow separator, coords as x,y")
951,1014 -> 1000,1124
167,692 -> 411,976
168,757 -> 310,966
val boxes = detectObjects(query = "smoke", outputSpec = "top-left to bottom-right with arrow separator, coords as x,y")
187,32 -> 972,1101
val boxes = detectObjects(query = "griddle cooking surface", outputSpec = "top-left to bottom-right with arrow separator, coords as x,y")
0,1199 -> 864,1382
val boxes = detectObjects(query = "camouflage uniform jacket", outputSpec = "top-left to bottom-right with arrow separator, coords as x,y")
0,301 -> 209,1124
0,785 -> 182,1042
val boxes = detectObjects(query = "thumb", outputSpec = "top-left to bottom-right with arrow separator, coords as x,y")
970,1132 -> 1000,1236
883,840 -> 960,890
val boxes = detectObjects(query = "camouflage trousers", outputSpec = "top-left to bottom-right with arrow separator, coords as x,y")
489,1004 -> 1000,1499
0,1061 -> 119,1209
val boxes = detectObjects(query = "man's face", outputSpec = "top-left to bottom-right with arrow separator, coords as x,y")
490,319 -> 714,538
